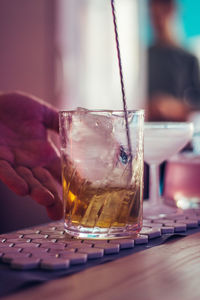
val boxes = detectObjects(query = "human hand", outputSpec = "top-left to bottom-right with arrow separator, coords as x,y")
0,92 -> 63,220
147,94 -> 190,122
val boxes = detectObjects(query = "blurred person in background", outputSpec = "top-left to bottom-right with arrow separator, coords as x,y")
147,0 -> 200,121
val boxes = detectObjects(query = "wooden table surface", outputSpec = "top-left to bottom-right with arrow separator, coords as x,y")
3,232 -> 200,300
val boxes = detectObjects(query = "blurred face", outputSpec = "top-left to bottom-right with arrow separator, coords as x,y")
150,1 -> 174,33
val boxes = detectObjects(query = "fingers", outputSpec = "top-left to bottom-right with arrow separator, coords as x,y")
15,166 -> 63,220
0,146 -> 14,163
32,167 -> 63,220
16,166 -> 55,207
45,156 -> 62,183
0,161 -> 63,220
45,195 -> 63,220
0,91 -> 59,132
43,104 -> 59,132
0,160 -> 28,196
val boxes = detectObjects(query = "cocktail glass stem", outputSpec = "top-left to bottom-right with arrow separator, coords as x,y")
149,163 -> 160,206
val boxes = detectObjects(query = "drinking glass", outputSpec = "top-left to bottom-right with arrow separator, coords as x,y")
59,109 -> 144,239
143,122 -> 194,216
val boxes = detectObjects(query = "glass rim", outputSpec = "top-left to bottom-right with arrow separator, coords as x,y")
59,109 -> 144,115
144,121 -> 194,129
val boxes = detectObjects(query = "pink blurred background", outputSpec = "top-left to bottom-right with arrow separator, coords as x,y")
0,0 -> 56,233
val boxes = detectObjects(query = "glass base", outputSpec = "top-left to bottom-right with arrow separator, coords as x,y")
143,197 -> 180,218
165,196 -> 200,210
64,222 -> 141,239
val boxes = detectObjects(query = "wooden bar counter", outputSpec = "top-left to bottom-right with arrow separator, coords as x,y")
3,232 -> 200,300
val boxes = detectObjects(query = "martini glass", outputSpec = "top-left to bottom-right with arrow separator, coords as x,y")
143,122 -> 194,216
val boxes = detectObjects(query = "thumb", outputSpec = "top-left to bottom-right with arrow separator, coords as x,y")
43,104 -> 59,132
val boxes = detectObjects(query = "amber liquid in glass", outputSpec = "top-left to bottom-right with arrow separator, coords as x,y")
62,159 -> 143,230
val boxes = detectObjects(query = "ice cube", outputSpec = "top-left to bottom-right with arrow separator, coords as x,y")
67,110 -> 119,181
71,108 -> 113,140
64,109 -> 137,185
81,113 -> 113,138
